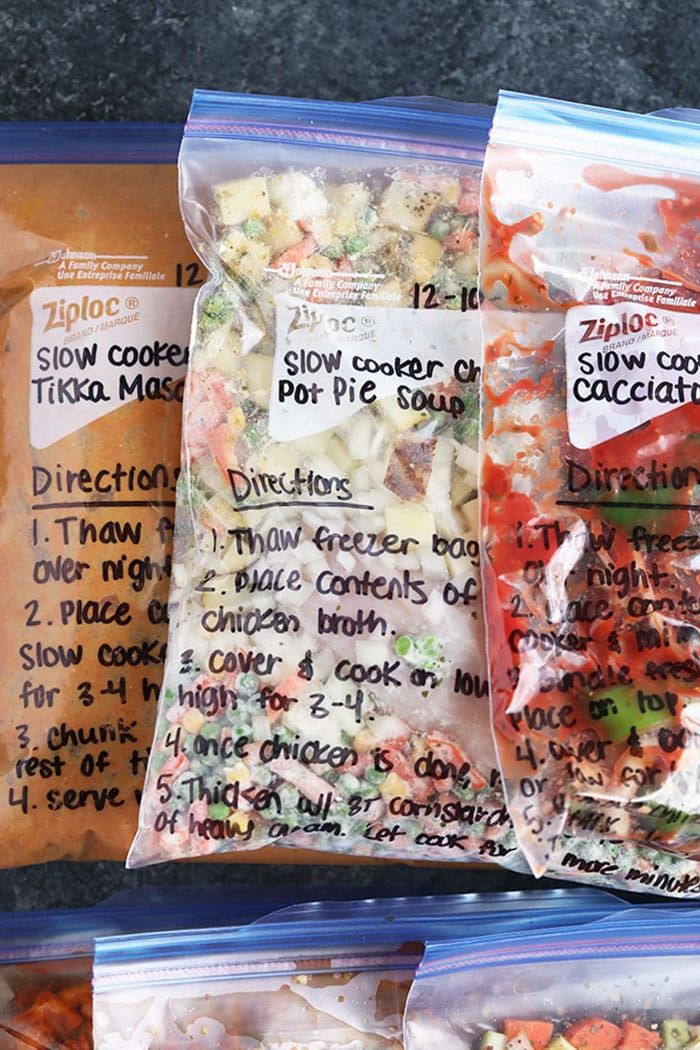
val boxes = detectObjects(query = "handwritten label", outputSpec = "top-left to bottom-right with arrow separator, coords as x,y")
30,285 -> 197,448
270,294 -> 479,440
565,297 -> 700,448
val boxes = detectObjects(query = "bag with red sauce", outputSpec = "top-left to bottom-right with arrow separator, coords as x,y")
480,92 -> 700,896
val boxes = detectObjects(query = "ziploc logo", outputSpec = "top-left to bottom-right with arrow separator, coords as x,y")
41,293 -> 126,334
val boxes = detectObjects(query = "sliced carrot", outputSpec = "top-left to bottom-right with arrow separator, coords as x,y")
564,1017 -> 622,1050
617,1021 -> 661,1050
266,672 -> 303,723
504,1019 -> 554,1050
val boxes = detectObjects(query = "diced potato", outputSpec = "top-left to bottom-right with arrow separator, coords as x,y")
440,178 -> 460,205
221,541 -> 255,574
453,248 -> 478,278
327,181 -> 371,236
481,1034 -> 507,1050
455,442 -> 479,476
365,276 -> 407,307
450,469 -> 474,508
378,394 -> 430,431
353,727 -> 375,752
385,504 -> 435,547
196,324 -> 242,375
203,494 -> 243,532
257,442 -> 303,476
183,710 -> 206,734
219,229 -> 271,285
267,210 -> 304,254
326,434 -> 354,473
201,587 -> 226,610
241,352 -> 273,408
380,772 -> 410,801
268,172 -> 328,222
307,215 -> 334,248
297,253 -> 334,272
225,762 -> 251,786
379,180 -> 442,232
214,176 -> 270,226
409,233 -> 442,284
460,497 -> 479,535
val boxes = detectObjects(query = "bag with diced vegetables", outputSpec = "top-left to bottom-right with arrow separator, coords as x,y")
404,913 -> 700,1050
127,91 -> 521,868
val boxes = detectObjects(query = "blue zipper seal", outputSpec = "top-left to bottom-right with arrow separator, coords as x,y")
0,122 -> 182,163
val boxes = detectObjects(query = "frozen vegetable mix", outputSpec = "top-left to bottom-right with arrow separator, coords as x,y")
479,93 -> 700,895
129,92 -> 520,867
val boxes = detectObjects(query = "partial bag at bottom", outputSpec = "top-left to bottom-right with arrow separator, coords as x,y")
405,913 -> 700,1050
92,889 -> 622,1050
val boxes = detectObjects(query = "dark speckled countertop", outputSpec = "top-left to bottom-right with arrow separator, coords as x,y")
1,0 -> 695,911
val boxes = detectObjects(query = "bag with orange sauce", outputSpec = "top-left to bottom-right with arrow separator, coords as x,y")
0,123 -> 202,863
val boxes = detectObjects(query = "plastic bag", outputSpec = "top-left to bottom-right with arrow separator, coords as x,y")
405,912 -> 700,1050
258,886 -> 623,928
93,890 -> 620,1050
0,122 -> 202,864
479,92 -> 700,896
0,887 -> 289,1050
129,91 -> 519,868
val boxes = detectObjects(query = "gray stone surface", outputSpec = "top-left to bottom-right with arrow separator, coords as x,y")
1,0 -> 698,121
0,0 -> 688,909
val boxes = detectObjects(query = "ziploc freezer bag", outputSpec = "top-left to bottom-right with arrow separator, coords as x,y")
479,92 -> 700,896
405,913 -> 700,1050
128,92 -> 519,867
0,123 -> 202,865
0,887 -> 286,1050
93,890 -> 620,1050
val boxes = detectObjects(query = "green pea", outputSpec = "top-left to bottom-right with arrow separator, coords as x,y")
200,750 -> 221,767
419,635 -> 441,660
200,722 -> 221,740
395,635 -> 415,659
241,217 -> 265,239
253,765 -> 273,786
428,217 -> 451,241
322,241 -> 345,260
343,234 -> 367,255
237,672 -> 259,697
208,803 -> 230,821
